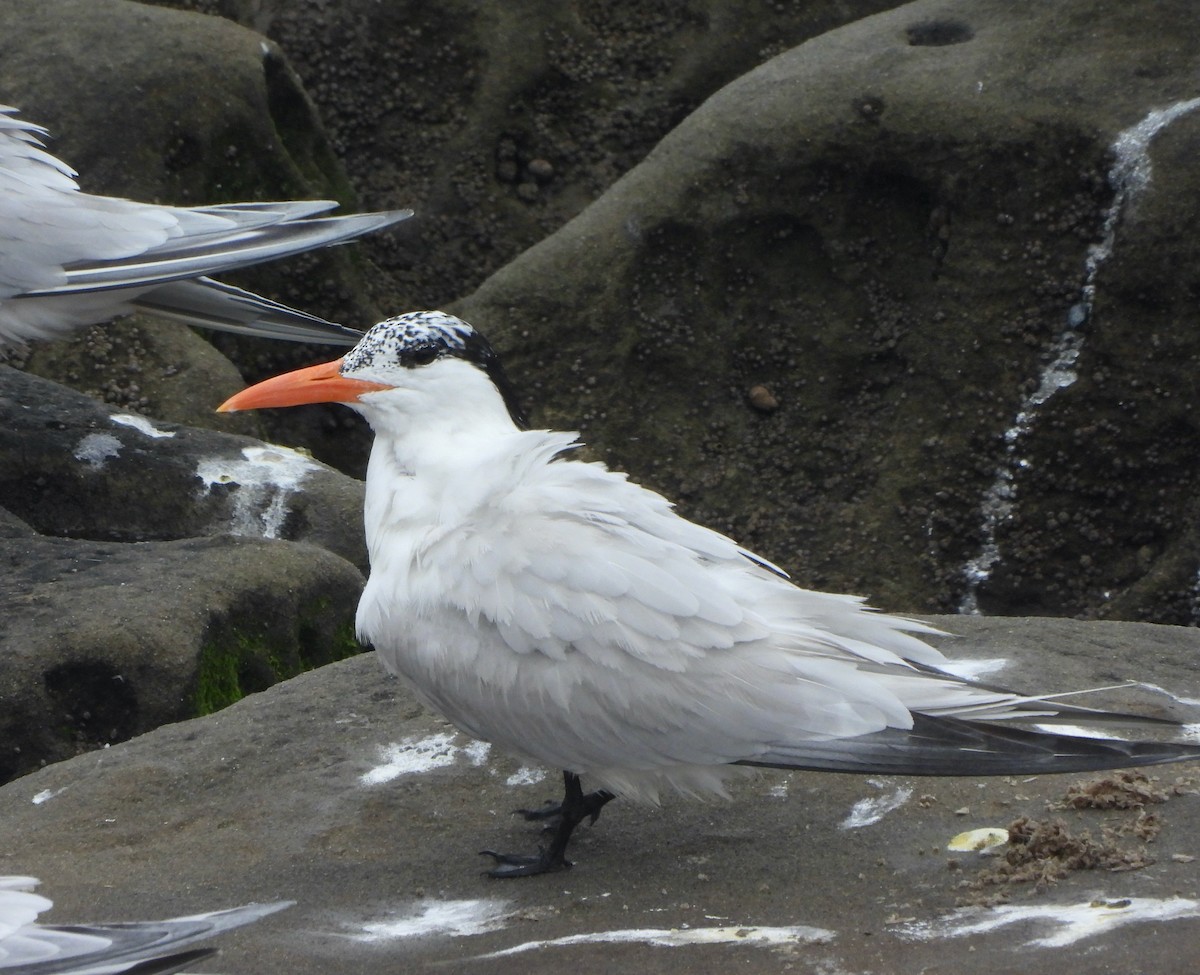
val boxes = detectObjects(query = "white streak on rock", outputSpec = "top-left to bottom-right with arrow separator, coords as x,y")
110,413 -> 174,438
840,784 -> 913,830
959,97 -> 1200,614
360,734 -> 492,785
505,766 -> 547,787
1135,682 -> 1200,709
473,923 -> 835,959
196,444 -> 319,538
73,432 -> 121,469
896,896 -> 1200,949
353,899 -> 511,941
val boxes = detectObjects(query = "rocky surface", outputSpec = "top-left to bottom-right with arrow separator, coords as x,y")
4,11 -> 1200,965
0,365 -> 370,782
450,0 -> 1200,621
3,616 -> 1200,973
149,0 -> 904,309
0,366 -> 366,568
0,521 -> 363,783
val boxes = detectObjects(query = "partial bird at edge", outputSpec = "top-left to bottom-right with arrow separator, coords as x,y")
218,310 -> 1200,878
0,105 -> 411,347
0,875 -> 291,975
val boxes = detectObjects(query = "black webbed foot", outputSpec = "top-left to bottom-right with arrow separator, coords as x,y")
515,789 -> 613,826
480,848 -> 570,878
482,771 -> 617,879
515,800 -> 562,824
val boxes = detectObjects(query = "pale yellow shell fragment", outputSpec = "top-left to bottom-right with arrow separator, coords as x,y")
947,827 -> 1009,852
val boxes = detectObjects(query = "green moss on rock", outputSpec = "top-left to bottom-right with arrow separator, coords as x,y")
192,598 -> 364,717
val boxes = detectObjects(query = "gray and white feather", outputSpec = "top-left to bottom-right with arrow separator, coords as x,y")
0,105 -> 411,347
0,876 -> 290,975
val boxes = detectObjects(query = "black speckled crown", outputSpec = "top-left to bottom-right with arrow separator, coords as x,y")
344,311 -> 527,427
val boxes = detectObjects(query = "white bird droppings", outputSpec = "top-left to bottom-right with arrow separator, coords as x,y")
31,787 -> 65,805
73,432 -> 121,469
354,899 -> 511,941
196,444 -> 320,538
360,734 -> 492,785
840,784 -> 913,829
504,766 -> 547,787
1135,681 -> 1200,708
958,97 -> 1200,614
110,413 -> 175,438
472,923 -> 836,959
896,896 -> 1200,949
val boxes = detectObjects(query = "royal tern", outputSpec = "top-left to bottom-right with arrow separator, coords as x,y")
0,105 -> 411,347
0,875 -> 290,975
220,310 -> 1200,877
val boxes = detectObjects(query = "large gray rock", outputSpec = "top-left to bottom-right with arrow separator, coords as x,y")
451,0 -> 1200,622
0,365 -> 367,569
0,365 -> 370,782
0,520 -> 364,784
151,0 -> 905,307
3,616 -> 1199,973
11,0 -> 1199,624
13,314 -> 259,436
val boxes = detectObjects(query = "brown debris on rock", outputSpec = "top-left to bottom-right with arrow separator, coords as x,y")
1059,770 -> 1172,811
959,814 -> 1159,906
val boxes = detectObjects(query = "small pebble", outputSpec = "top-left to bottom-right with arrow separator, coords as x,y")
527,158 -> 554,181
748,384 -> 778,412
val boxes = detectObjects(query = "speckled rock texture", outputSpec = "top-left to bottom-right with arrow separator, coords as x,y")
451,0 -> 1200,621
3,617 -> 1199,974
138,0 -> 1200,622
4,0 -> 1200,813
7,0 -> 1199,620
151,0 -> 904,308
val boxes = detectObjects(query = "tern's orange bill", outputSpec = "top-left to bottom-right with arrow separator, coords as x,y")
216,357 -> 390,412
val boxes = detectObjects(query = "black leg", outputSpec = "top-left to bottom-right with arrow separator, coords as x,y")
481,771 -> 615,878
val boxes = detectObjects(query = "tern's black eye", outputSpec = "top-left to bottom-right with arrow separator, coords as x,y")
404,345 -> 440,367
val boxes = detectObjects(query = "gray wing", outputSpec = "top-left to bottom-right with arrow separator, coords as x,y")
132,277 -> 363,345
2,897 -> 291,975
742,712 -> 1200,777
19,209 -> 410,297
